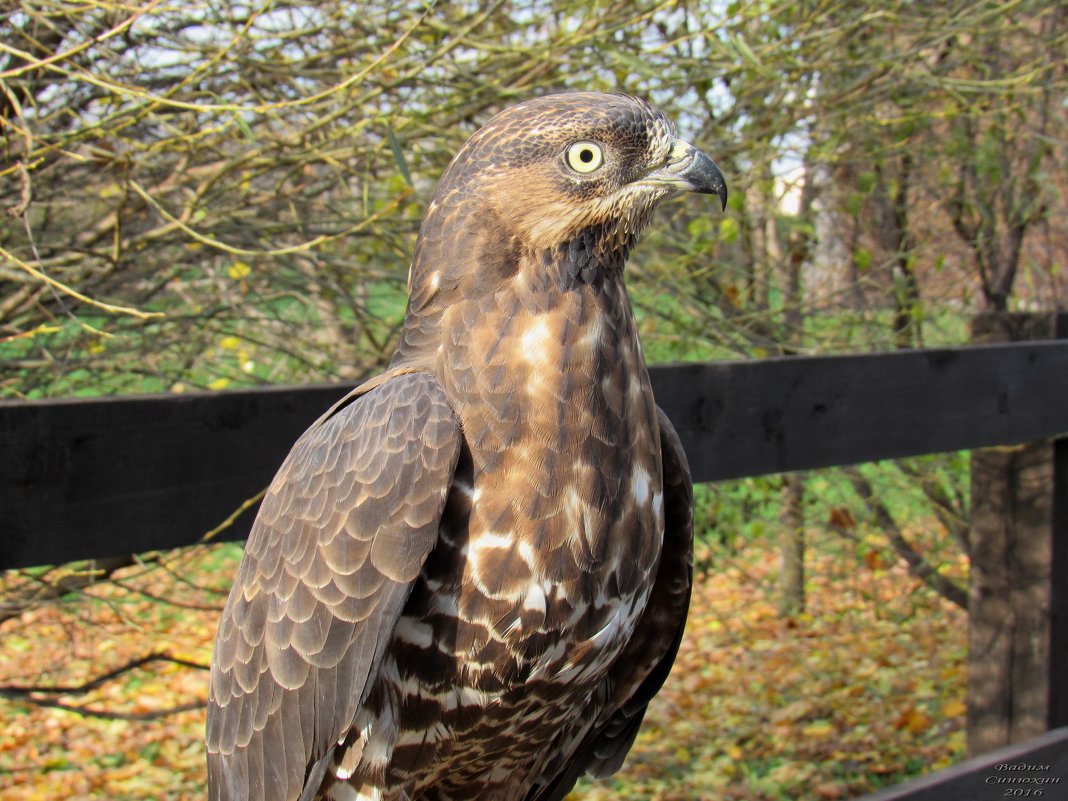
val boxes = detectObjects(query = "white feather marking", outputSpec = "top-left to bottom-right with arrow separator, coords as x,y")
632,466 -> 652,505
363,728 -> 390,767
471,531 -> 514,551
398,672 -> 426,696
528,640 -> 567,680
441,684 -> 494,710
335,707 -> 373,779
519,318 -> 552,364
394,617 -> 434,649
335,764 -> 355,781
579,317 -> 604,349
395,721 -> 450,746
522,581 -> 546,614
489,764 -> 513,781
562,487 -> 584,521
517,540 -> 537,567
467,531 -> 515,587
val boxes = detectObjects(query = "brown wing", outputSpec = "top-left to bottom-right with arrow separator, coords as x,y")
206,371 -> 462,801
528,406 -> 694,801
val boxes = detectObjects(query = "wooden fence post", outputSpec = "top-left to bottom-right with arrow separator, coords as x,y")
1049,312 -> 1068,730
966,312 -> 1061,755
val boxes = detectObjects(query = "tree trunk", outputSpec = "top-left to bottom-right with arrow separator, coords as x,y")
776,157 -> 816,617
967,312 -> 1056,755
778,473 -> 805,616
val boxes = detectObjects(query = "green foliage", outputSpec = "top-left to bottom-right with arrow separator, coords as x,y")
695,478 -> 785,552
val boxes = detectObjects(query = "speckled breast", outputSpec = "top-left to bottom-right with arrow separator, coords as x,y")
332,280 -> 666,800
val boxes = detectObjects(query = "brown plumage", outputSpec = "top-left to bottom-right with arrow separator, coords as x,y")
207,92 -> 726,801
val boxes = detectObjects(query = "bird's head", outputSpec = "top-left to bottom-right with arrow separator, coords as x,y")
407,92 -> 726,309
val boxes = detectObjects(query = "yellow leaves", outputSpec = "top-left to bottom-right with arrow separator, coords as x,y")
5,634 -> 32,652
815,781 -> 845,799
766,761 -> 816,787
206,377 -> 230,391
226,260 -> 251,280
687,216 -> 713,239
801,720 -> 835,739
0,535 -> 967,801
773,698 -> 820,724
0,545 -> 240,799
894,705 -> 932,735
941,698 -> 967,718
216,335 -> 257,376
718,216 -> 739,243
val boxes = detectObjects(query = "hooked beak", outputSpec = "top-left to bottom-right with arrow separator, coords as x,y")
640,140 -> 728,211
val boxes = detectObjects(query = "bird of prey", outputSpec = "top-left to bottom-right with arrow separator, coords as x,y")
207,92 -> 727,801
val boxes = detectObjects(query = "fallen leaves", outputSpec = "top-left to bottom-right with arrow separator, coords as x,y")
0,546 -> 234,800
569,536 -> 969,801
0,535 -> 968,800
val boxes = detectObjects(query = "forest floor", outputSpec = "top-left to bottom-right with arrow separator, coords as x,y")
0,535 -> 967,801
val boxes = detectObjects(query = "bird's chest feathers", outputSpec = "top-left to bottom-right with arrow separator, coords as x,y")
437,283 -> 665,665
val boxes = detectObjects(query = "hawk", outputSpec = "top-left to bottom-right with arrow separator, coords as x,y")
207,92 -> 727,801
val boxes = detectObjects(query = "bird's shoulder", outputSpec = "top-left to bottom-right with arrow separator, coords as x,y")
207,367 -> 463,801
255,367 -> 461,547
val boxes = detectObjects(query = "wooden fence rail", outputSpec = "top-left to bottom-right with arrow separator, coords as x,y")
4,340 -> 1068,571
853,726 -> 1068,801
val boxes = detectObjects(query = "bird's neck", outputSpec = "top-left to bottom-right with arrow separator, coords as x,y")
392,222 -> 641,373
407,251 -> 652,437
549,222 -> 638,291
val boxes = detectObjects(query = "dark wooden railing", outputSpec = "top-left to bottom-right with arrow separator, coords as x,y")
3,333 -> 1068,798
5,340 -> 1068,568
854,725 -> 1068,801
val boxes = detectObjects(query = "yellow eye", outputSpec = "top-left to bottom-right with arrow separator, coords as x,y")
565,141 -> 604,174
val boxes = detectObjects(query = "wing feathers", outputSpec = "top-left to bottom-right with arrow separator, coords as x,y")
207,372 -> 462,801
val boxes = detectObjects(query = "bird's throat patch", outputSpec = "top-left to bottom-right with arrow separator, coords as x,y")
557,223 -> 634,290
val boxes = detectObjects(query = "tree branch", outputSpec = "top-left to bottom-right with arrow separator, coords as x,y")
838,467 -> 968,610
0,652 -> 209,720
